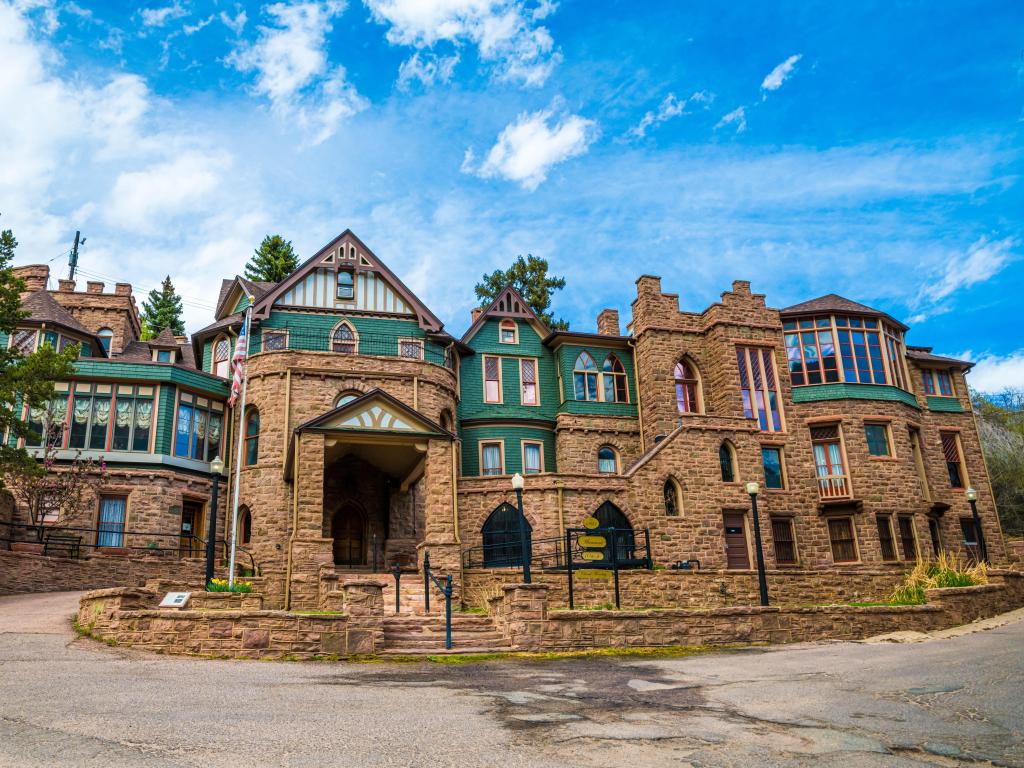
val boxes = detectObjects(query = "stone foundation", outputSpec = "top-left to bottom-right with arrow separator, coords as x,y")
0,549 -> 209,595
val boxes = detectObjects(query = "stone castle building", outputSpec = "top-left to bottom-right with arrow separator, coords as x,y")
3,230 -> 1008,609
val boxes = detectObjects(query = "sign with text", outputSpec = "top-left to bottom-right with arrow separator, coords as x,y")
582,517 -> 600,530
159,592 -> 191,609
575,569 -> 612,580
577,535 -> 607,549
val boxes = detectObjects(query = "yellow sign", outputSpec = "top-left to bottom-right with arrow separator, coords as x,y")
576,569 -> 612,579
581,551 -> 605,561
582,517 -> 600,530
577,535 -> 606,549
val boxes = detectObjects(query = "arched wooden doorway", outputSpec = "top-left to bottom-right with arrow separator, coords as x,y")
592,501 -> 636,564
332,506 -> 366,567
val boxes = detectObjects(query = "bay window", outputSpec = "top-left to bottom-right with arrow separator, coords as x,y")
25,383 -> 153,453
573,352 -> 598,401
173,392 -> 224,463
736,346 -> 783,432
783,315 -> 910,390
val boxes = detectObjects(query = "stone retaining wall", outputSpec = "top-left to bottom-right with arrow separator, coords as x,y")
463,567 -> 908,611
487,572 -> 1024,651
0,549 -> 208,595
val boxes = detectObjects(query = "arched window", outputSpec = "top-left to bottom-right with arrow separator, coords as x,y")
332,322 -> 357,354
602,354 -> 628,403
574,352 -> 598,401
592,501 -> 636,564
213,335 -> 231,377
481,502 -> 531,567
674,360 -> 701,413
336,269 -> 354,300
238,506 -> 252,545
244,408 -> 259,466
664,477 -> 681,517
597,445 -> 619,474
335,391 -> 360,407
719,441 -> 736,483
439,409 -> 454,432
499,319 -> 518,344
97,328 -> 114,355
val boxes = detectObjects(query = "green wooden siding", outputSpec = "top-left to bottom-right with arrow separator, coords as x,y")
458,318 -> 560,423
791,383 -> 920,408
201,340 -> 212,373
154,385 -> 178,456
555,344 -> 639,417
926,395 -> 965,413
460,424 -> 556,477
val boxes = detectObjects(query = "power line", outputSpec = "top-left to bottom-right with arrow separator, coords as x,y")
74,266 -> 217,311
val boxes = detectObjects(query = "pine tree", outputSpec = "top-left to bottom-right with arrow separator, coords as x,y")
141,276 -> 185,338
244,235 -> 298,283
475,254 -> 569,329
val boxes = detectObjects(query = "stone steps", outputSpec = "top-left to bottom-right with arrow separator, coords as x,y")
382,613 -> 510,654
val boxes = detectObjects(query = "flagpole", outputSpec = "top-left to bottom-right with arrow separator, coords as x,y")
227,304 -> 252,587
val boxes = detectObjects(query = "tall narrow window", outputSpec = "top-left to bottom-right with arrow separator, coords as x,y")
883,324 -> 909,390
213,337 -> 231,377
332,323 -> 357,354
97,496 -> 127,548
736,347 -> 782,432
520,359 -> 538,405
936,371 -> 953,396
761,446 -> 784,489
876,515 -> 897,561
927,517 -> 942,557
864,423 -> 891,457
239,507 -> 252,545
97,328 -> 114,355
897,515 -> 917,560
719,442 -> 736,482
663,478 -> 681,517
602,354 -> 628,403
674,360 -> 699,413
499,319 -> 518,344
336,269 -> 354,300
811,424 -> 848,498
481,441 -> 503,476
522,441 -> 542,474
573,353 -> 598,401
940,432 -> 964,488
597,446 -> 619,474
921,370 -> 936,395
245,408 -> 260,466
771,518 -> 797,565
828,517 -> 857,562
483,356 -> 502,403
909,427 -> 931,501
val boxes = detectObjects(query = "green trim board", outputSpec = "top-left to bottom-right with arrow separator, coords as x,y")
554,344 -> 638,417
155,385 -> 178,456
460,424 -> 556,477
791,383 -> 920,409
926,396 -> 965,413
73,360 -> 230,397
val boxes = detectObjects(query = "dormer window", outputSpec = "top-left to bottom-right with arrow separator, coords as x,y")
921,369 -> 954,396
154,349 -> 172,363
336,269 -> 354,300
499,319 -> 518,344
97,328 -> 114,355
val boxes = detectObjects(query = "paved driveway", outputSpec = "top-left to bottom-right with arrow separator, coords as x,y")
0,591 -> 1022,767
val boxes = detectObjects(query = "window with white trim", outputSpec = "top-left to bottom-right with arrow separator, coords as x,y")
520,359 -> 538,405
522,441 -> 543,474
483,355 -> 502,403
481,441 -> 503,476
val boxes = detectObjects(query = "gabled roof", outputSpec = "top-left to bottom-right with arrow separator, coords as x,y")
780,293 -> 908,331
293,388 -> 452,437
148,328 -> 179,348
214,277 -> 274,320
460,284 -> 550,345
20,290 -> 108,357
250,230 -> 445,332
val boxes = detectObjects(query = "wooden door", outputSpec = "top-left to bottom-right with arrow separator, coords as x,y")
332,507 -> 365,567
179,501 -> 204,558
723,513 -> 751,570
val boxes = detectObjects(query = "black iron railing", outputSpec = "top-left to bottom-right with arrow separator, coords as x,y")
421,551 -> 453,649
462,528 -> 652,571
252,328 -> 455,369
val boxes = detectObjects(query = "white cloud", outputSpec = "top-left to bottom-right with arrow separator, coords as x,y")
961,350 -> 1024,393
220,8 -> 248,35
921,236 -> 1018,304
398,51 -> 461,89
627,90 -> 712,139
183,15 -> 214,35
467,107 -> 597,190
761,53 -> 802,92
715,106 -> 746,133
364,0 -> 560,87
227,1 -> 366,144
138,3 -> 188,28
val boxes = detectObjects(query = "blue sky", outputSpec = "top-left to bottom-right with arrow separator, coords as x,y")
1,0 -> 1022,390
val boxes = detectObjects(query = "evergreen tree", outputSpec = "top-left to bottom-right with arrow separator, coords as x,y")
244,235 -> 298,283
475,254 -> 569,329
0,227 -> 79,485
141,276 -> 185,338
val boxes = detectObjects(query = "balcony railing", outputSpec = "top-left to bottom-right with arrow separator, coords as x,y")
253,328 -> 455,369
817,473 -> 850,499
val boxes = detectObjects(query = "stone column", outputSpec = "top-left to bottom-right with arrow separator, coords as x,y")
417,438 -> 464,601
288,432 -> 334,610
342,580 -> 384,654
501,583 -> 550,651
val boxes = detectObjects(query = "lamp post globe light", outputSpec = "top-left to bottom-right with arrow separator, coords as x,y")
745,480 -> 770,607
511,472 -> 531,584
965,487 -> 988,564
205,456 -> 224,587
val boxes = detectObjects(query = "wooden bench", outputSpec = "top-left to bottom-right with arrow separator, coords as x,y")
44,532 -> 82,559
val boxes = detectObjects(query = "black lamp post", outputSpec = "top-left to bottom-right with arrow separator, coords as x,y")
745,480 -> 770,607
965,487 -> 988,564
205,456 -> 224,586
511,472 -> 531,583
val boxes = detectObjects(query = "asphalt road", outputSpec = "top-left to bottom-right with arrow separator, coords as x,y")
0,591 -> 1022,767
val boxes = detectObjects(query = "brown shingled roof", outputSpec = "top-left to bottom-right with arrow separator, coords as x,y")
906,348 -> 974,369
780,293 -> 908,330
21,290 -> 94,336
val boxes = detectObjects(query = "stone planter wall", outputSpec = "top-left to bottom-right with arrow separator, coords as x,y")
0,549 -> 209,595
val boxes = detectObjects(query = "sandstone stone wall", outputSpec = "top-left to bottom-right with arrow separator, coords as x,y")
50,279 -> 140,354
0,549 -> 207,595
555,414 -> 642,474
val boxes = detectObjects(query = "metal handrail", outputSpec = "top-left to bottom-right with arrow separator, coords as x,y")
421,550 -> 453,649
461,528 -> 653,570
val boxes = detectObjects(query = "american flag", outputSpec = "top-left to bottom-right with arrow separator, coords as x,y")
228,314 -> 249,408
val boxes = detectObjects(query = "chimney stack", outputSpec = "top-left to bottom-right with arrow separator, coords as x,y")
86,281 -> 104,294
471,308 -> 483,323
13,265 -> 49,293
58,279 -> 76,292
115,283 -> 132,296
597,308 -> 620,336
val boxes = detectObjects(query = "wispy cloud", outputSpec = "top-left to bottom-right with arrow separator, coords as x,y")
761,53 -> 802,92
138,3 -> 188,29
626,91 -> 712,140
397,51 -> 460,89
364,0 -> 561,87
227,1 -> 367,144
908,236 -> 1019,322
464,107 -> 597,190
715,106 -> 746,133
220,8 -> 248,35
960,349 -> 1024,393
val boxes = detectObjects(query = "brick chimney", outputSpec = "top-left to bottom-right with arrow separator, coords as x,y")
58,279 -> 76,292
471,308 -> 483,323
13,265 -> 49,293
731,280 -> 751,296
597,308 -> 620,336
115,283 -> 132,296
86,281 -> 104,294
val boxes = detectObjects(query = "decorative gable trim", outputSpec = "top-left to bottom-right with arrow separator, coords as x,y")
461,284 -> 550,345
293,388 -> 452,437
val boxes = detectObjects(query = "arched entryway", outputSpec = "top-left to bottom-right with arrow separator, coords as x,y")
592,501 -> 636,564
481,502 -> 532,567
332,506 -> 366,567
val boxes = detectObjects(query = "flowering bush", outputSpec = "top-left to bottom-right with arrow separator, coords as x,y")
207,578 -> 253,593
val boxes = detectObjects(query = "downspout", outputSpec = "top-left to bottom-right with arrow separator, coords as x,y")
284,437 -> 299,610
629,338 -> 646,453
